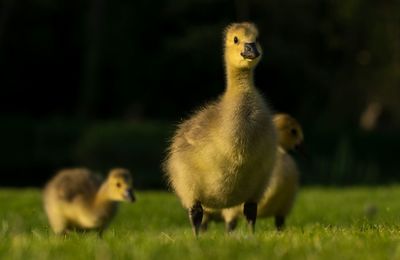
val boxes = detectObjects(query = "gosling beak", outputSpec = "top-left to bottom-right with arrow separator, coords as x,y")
240,42 -> 260,60
293,143 -> 307,159
124,189 -> 136,202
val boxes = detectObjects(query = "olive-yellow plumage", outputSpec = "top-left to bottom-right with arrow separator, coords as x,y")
202,114 -> 304,231
164,22 -> 277,235
43,168 -> 135,234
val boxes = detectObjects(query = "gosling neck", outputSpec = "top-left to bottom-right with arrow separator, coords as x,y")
225,65 -> 256,94
93,182 -> 114,210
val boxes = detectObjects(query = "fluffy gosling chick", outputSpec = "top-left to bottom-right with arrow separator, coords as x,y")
253,113 -> 303,230
203,113 -> 304,232
164,22 -> 277,236
43,168 -> 135,234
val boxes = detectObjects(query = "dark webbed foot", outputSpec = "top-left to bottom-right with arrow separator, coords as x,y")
189,201 -> 203,236
243,202 -> 257,233
225,219 -> 238,233
275,216 -> 285,231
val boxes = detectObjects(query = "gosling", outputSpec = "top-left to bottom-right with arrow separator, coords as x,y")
164,22 -> 277,236
202,113 -> 304,232
257,114 -> 304,230
43,168 -> 135,235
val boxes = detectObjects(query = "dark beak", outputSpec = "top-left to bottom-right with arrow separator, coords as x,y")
240,42 -> 260,59
292,143 -> 307,159
124,189 -> 136,202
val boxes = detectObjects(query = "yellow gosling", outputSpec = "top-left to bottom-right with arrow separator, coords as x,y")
43,168 -> 135,235
203,114 -> 304,232
255,113 -> 303,230
164,22 -> 277,236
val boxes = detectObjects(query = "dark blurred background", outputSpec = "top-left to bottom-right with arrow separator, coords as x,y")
0,0 -> 399,188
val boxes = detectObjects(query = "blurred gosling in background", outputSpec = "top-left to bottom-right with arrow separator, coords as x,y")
202,114 -> 304,232
43,168 -> 135,235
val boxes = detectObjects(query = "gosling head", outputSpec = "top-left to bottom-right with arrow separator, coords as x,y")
273,114 -> 304,153
105,168 -> 135,202
224,22 -> 262,70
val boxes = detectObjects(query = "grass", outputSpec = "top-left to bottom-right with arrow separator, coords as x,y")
1,187 -> 400,259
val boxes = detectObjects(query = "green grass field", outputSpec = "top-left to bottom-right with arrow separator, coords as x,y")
1,187 -> 400,259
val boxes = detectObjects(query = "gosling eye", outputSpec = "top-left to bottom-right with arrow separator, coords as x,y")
291,128 -> 298,136
234,36 -> 239,44
116,182 -> 121,188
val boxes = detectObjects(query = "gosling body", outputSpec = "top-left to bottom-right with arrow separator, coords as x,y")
165,22 -> 277,235
203,114 -> 304,231
43,168 -> 134,234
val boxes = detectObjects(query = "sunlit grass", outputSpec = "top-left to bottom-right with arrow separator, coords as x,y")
1,187 -> 400,259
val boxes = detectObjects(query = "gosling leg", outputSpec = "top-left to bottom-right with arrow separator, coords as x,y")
243,202 -> 257,233
48,215 -> 67,235
200,214 -> 209,232
225,218 -> 238,233
275,216 -> 285,231
98,228 -> 105,238
189,201 -> 203,236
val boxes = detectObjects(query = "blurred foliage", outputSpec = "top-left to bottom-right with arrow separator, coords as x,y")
0,118 -> 173,189
0,118 -> 399,188
75,121 -> 173,189
0,0 -> 399,186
